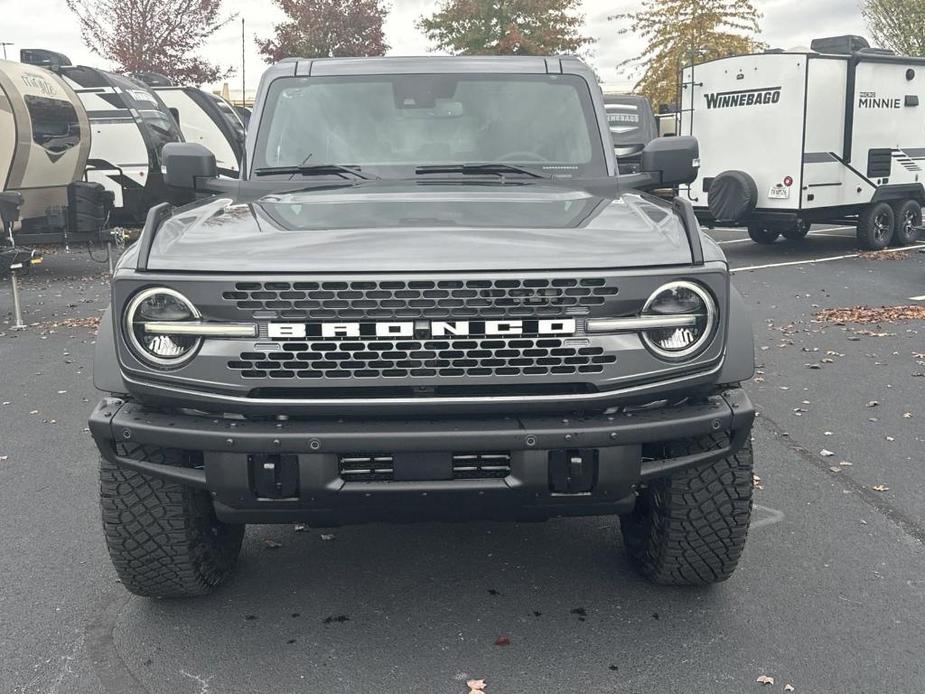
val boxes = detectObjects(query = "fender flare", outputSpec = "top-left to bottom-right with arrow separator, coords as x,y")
718,286 -> 755,384
93,306 -> 129,394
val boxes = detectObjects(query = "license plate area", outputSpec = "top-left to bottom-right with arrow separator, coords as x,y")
392,451 -> 453,481
768,185 -> 790,199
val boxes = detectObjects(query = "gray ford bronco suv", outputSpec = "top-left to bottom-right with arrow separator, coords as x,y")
89,56 -> 756,598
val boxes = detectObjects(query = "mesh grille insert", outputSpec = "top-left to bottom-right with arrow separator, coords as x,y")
223,278 -> 619,320
229,338 -> 616,380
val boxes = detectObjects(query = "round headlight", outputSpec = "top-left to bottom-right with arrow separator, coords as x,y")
641,281 -> 717,360
124,287 -> 201,367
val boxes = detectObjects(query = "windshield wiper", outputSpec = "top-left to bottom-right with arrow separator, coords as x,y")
253,164 -> 377,180
414,163 -> 547,179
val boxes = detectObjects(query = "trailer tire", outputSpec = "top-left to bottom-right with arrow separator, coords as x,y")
780,220 -> 809,241
620,435 -> 754,585
100,451 -> 244,598
747,223 -> 780,245
890,199 -> 921,246
858,202 -> 895,250
708,170 -> 758,224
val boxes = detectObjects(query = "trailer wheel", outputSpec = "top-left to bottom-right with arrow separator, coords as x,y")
780,220 -> 809,241
747,223 -> 780,245
858,202 -> 895,250
890,199 -> 921,246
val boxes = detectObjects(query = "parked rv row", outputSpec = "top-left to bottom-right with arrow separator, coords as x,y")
0,49 -> 245,255
616,35 -> 924,250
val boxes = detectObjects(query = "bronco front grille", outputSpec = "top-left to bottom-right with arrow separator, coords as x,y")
222,278 -> 619,320
228,338 -> 616,380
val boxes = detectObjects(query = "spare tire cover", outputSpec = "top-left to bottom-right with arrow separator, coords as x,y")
708,170 -> 758,223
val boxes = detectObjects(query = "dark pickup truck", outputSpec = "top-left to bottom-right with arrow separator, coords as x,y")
89,55 -> 756,597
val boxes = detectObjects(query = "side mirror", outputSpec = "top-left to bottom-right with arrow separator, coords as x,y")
639,135 -> 699,187
163,142 -> 217,191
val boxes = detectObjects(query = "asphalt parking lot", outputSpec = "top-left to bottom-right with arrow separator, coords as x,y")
1,228 -> 924,694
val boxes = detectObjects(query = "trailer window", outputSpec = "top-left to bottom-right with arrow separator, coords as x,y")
23,96 -> 81,154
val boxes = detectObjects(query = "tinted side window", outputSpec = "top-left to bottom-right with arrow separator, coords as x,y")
24,95 -> 81,153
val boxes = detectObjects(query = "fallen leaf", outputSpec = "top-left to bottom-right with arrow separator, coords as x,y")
824,431 -> 833,436
784,686 -> 795,693
494,635 -> 511,646
753,473 -> 764,490
886,436 -> 895,442
872,484 -> 890,492
320,533 -> 335,541
829,466 -> 842,473
757,675 -> 775,685
264,539 -> 283,549
839,461 -> 853,466
820,449 -> 835,457
467,679 -> 486,692
293,523 -> 306,532
903,412 -> 913,418
866,401 -> 879,408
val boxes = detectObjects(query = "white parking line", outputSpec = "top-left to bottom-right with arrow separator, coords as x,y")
731,243 -> 925,273
750,504 -> 785,530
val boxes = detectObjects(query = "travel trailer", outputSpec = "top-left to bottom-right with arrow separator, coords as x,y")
146,83 -> 245,175
0,58 -> 110,244
680,35 -> 925,249
21,49 -> 183,226
601,92 -> 659,173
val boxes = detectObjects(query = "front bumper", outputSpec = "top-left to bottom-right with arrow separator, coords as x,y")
89,389 -> 754,525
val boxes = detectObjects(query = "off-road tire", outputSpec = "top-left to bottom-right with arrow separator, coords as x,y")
99,452 -> 244,598
857,201 -> 895,250
620,435 -> 753,586
747,223 -> 780,245
780,220 -> 809,241
890,199 -> 921,246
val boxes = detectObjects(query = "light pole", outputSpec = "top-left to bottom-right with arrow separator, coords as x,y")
0,42 -> 13,60
241,18 -> 245,107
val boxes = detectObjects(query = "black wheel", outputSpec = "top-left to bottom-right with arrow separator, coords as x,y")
100,449 -> 244,598
780,219 -> 809,241
620,435 -> 754,586
858,202 -> 895,250
747,223 -> 780,245
890,199 -> 921,246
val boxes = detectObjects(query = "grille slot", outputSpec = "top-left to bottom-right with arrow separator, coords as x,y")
452,452 -> 512,479
224,278 -> 619,320
228,338 -> 617,380
338,455 -> 394,481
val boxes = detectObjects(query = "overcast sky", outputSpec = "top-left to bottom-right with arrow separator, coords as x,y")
0,0 -> 868,92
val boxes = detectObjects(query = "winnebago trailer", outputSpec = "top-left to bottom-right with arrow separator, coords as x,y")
680,35 -> 925,249
0,58 -> 110,244
148,86 -> 244,176
601,93 -> 658,173
21,50 -> 184,226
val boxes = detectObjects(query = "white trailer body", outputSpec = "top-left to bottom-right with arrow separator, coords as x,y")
56,66 -> 183,225
154,87 -> 244,176
680,37 -> 925,248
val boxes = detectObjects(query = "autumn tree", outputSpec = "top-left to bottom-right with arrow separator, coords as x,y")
612,0 -> 764,108
863,0 -> 925,56
65,0 -> 234,86
256,0 -> 389,62
418,0 -> 593,56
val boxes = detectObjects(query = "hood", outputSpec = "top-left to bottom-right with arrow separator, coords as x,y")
146,182 -> 694,272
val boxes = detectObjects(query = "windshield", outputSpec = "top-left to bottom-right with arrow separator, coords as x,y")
253,73 -> 607,178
